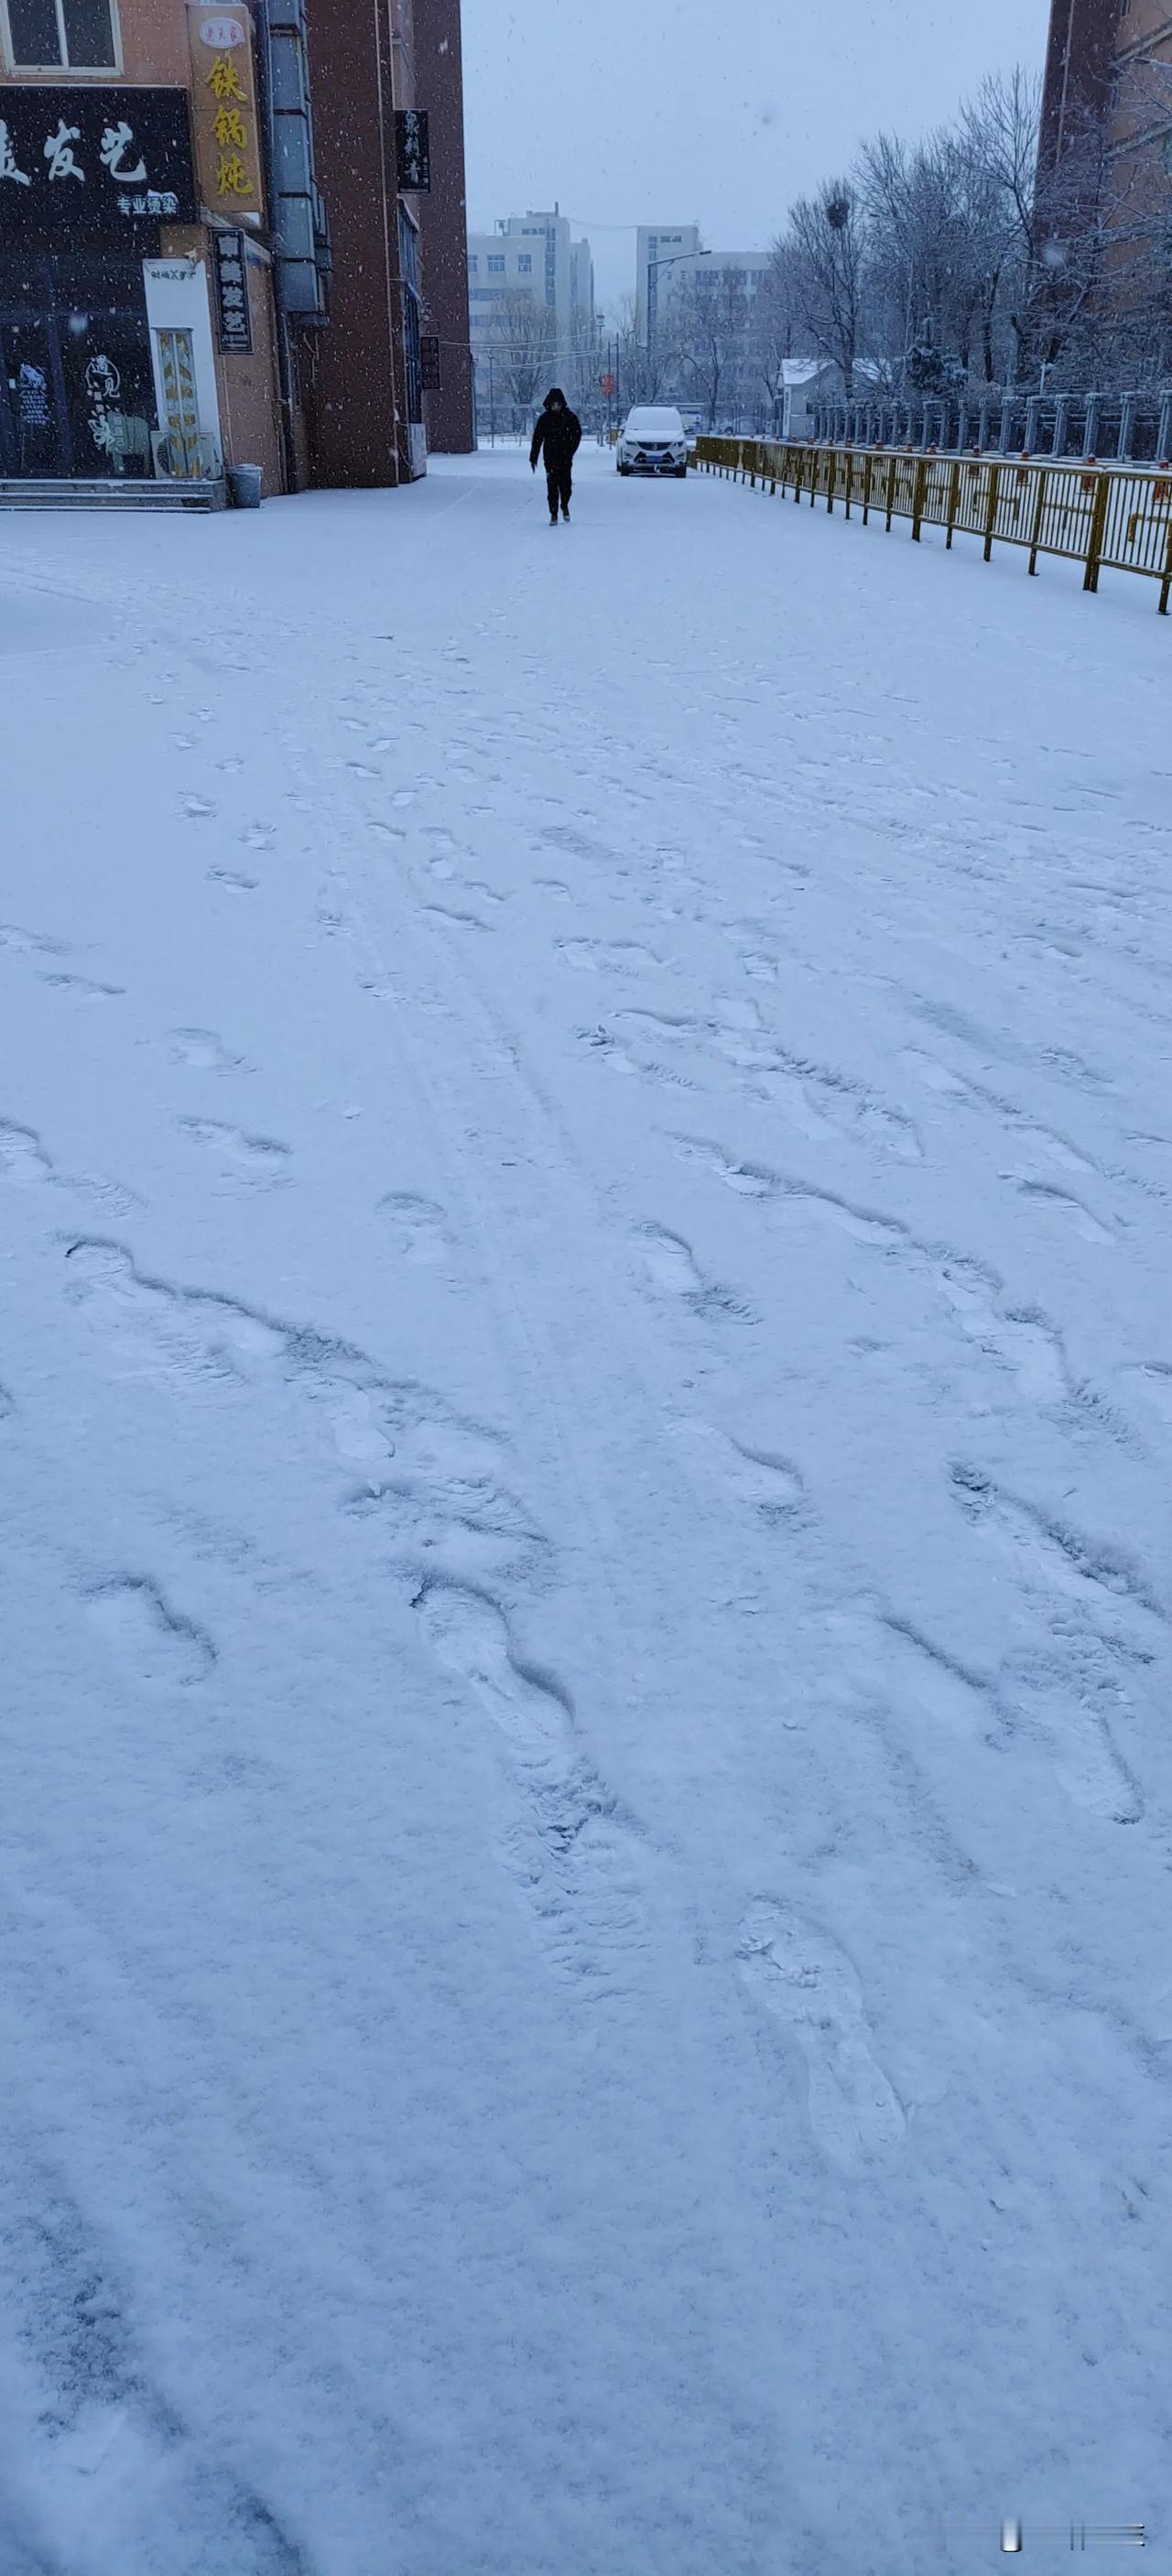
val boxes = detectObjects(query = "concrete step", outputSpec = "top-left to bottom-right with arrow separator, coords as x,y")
0,478 -> 226,511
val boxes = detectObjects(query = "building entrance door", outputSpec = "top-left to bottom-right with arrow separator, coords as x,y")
0,253 -> 156,479
0,316 -> 63,475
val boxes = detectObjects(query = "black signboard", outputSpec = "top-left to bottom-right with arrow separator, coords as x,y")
0,87 -> 197,236
212,227 -> 252,354
395,109 -> 429,194
420,334 -> 441,393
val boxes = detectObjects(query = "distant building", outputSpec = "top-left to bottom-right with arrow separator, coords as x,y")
635,224 -> 701,342
467,206 -> 594,385
635,226 -> 770,344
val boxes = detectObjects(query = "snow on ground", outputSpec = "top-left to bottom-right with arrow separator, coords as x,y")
1,442 -> 1170,2575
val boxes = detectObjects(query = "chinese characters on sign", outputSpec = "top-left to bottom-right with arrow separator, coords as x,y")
420,335 -> 441,393
0,91 -> 196,234
395,109 -> 430,193
186,5 -> 266,224
212,227 -> 252,355
44,120 -> 84,182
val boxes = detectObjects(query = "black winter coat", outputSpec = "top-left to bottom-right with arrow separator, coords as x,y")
530,397 -> 582,473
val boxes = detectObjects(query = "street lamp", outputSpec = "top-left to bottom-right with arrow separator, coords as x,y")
646,245 -> 710,346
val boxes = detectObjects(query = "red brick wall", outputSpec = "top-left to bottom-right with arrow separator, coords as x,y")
416,0 -> 473,451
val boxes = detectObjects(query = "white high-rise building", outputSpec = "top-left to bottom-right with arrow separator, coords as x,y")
636,226 -> 771,344
467,207 -> 595,382
635,225 -> 701,345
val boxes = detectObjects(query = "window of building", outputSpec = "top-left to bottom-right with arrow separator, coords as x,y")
516,253 -> 532,273
487,254 -> 505,274
468,255 -> 479,274
398,204 -> 422,425
3,0 -> 118,68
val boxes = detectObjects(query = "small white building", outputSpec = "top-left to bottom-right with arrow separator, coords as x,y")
779,361 -> 842,440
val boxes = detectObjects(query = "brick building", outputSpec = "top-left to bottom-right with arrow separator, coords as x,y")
0,0 -> 472,497
1037,0 -> 1172,364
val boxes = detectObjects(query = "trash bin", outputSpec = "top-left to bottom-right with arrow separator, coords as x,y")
228,462 -> 263,509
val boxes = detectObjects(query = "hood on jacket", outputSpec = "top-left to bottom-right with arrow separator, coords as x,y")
543,388 -> 567,410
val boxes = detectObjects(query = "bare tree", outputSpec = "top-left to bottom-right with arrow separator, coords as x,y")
673,270 -> 750,430
747,261 -> 799,431
755,53 -> 1170,415
859,126 -> 997,386
774,179 -> 868,396
489,292 -> 559,429
614,294 -> 683,410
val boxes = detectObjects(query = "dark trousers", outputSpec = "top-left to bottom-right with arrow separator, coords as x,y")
546,462 -> 572,516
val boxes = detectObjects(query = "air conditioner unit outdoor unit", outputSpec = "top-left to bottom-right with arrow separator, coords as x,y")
151,429 -> 222,482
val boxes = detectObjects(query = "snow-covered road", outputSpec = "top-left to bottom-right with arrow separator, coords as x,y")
2,444 -> 1170,2574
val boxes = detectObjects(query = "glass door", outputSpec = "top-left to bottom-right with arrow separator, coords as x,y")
156,327 -> 204,477
0,317 -> 67,477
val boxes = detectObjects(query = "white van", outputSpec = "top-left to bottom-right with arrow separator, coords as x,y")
616,406 -> 689,478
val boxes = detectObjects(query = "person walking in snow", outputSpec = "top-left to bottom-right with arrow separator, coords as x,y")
530,387 -> 581,525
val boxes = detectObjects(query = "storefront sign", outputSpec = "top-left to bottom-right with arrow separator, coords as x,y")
187,4 -> 266,226
212,226 -> 252,353
0,87 -> 197,234
395,110 -> 429,193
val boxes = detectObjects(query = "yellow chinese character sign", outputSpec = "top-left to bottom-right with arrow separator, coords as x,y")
215,151 -> 253,199
207,56 -> 245,103
186,5 -> 266,223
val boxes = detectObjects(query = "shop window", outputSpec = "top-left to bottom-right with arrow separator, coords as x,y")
4,0 -> 118,69
398,205 -> 423,427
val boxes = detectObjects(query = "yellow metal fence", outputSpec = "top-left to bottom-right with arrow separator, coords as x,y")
693,438 -> 1172,614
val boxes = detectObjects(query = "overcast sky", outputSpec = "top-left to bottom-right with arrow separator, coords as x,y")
461,0 -> 1053,318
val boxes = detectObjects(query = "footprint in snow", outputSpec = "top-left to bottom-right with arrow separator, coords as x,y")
631,1222 -> 751,1320
0,1118 -> 53,1186
377,1191 -> 452,1265
422,905 -> 490,932
1012,1179 -> 1116,1245
207,867 -> 257,893
169,1028 -> 247,1074
739,1900 -> 906,2170
675,1418 -> 803,1516
0,919 -> 68,956
178,1118 -> 290,1183
38,973 -> 124,998
86,1577 -> 214,1688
